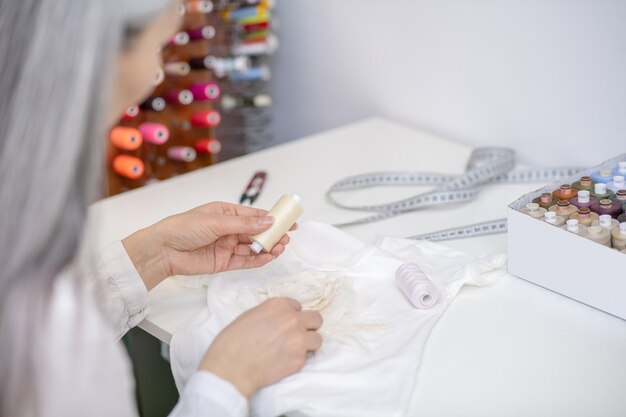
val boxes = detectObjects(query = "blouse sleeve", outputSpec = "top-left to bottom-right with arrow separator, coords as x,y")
90,240 -> 150,340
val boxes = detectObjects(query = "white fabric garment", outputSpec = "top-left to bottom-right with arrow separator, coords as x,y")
170,221 -> 506,417
35,240 -> 248,417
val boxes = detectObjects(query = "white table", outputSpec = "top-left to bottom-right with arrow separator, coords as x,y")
88,118 -> 626,417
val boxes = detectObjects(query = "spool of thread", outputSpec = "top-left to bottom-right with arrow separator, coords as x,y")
607,176 -> 626,193
619,213 -> 626,223
186,25 -> 216,40
591,168 -> 614,184
138,123 -> 170,145
232,34 -> 278,55
395,263 -> 440,309
590,183 -> 613,200
533,192 -> 558,209
243,21 -> 270,32
164,62 -> 191,77
250,194 -> 303,254
552,184 -> 578,201
611,189 -> 626,204
592,214 -> 619,231
615,161 -> 626,176
549,200 -> 578,217
194,139 -> 222,155
591,199 -> 622,218
611,223 -> 626,249
122,105 -> 140,120
521,203 -> 547,219
168,31 -> 190,46
569,207 -> 599,226
569,190 -> 597,209
186,0 -> 214,14
189,82 -> 221,101
164,89 -> 194,105
110,127 -> 143,151
168,146 -> 197,162
224,5 -> 267,20
139,96 -> 166,112
188,55 -> 212,70
543,211 -> 566,227
113,155 -> 144,179
586,225 -> 611,247
221,94 -> 272,112
561,219 -> 588,236
572,176 -> 595,191
229,66 -> 271,82
191,110 -> 221,128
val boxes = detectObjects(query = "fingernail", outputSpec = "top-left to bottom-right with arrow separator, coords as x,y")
259,216 -> 274,226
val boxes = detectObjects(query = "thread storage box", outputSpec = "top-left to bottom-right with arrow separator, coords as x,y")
507,153 -> 626,319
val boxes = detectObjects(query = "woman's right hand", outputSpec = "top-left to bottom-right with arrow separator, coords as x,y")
198,297 -> 323,399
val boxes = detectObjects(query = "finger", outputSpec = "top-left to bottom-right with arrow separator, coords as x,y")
305,331 -> 323,351
278,297 -> 302,311
234,243 -> 255,256
278,234 -> 290,245
227,253 -> 273,270
210,214 -> 274,238
192,201 -> 269,218
269,244 -> 285,257
289,223 -> 298,231
301,310 -> 323,330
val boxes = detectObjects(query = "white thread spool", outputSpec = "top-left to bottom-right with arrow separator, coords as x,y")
250,194 -> 303,254
395,263 -> 440,309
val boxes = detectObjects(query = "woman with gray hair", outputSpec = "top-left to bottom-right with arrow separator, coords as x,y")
0,1 -> 323,416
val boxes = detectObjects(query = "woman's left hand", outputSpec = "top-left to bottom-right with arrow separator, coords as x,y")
122,202 -> 295,290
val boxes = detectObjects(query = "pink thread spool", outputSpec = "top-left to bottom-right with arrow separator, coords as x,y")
138,123 -> 170,145
395,263 -> 440,309
189,82 -> 221,101
191,110 -> 221,128
168,146 -> 197,162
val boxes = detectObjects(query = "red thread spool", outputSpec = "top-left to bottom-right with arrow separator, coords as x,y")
194,139 -> 222,155
168,31 -> 190,46
138,123 -> 170,145
243,21 -> 270,32
189,82 -> 221,101
191,111 -> 221,128
110,127 -> 143,151
186,25 -> 216,40
164,89 -> 194,105
122,105 -> 140,120
186,0 -> 213,14
113,155 -> 144,179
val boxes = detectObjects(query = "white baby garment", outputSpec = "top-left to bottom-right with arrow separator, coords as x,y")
170,221 -> 506,417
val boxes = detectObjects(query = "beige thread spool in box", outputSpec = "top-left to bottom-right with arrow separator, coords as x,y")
508,153 -> 626,320
250,194 -> 303,254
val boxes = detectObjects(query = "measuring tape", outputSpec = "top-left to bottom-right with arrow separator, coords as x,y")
326,148 -> 584,241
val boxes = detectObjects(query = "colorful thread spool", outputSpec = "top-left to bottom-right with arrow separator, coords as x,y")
164,62 -> 191,77
189,82 -> 221,101
186,0 -> 213,14
168,31 -> 190,46
113,155 -> 144,179
122,105 -> 140,120
164,89 -> 194,105
168,146 -> 197,162
191,111 -> 221,128
186,25 -> 216,41
138,123 -> 170,145
194,138 -> 222,155
110,127 -> 143,151
140,96 -> 166,112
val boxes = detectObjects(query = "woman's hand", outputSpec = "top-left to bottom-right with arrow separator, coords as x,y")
122,202 -> 296,290
199,297 -> 323,399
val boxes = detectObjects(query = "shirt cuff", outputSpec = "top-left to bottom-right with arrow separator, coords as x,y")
98,240 -> 149,317
182,371 -> 249,417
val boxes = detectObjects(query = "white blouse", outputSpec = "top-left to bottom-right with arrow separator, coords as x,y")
41,240 -> 248,417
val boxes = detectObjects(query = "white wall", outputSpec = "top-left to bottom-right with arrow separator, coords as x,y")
272,0 -> 626,166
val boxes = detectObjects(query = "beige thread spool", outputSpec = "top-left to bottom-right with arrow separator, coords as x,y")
250,194 -> 303,254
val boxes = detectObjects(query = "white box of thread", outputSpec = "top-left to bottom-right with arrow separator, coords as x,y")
507,154 -> 626,319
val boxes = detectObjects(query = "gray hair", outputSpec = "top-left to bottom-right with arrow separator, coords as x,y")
0,0 -> 173,415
